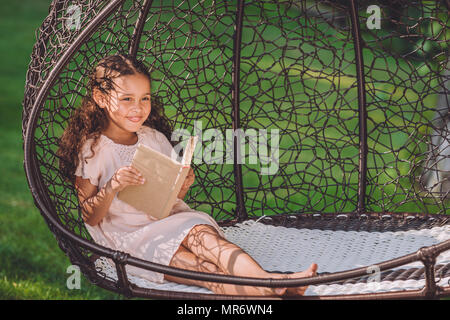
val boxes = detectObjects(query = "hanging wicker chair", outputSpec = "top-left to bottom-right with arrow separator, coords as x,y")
22,0 -> 450,299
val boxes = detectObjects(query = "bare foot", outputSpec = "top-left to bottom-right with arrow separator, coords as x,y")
240,263 -> 318,297
261,263 -> 318,297
285,263 -> 318,296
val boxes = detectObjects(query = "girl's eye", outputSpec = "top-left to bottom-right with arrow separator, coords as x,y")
142,97 -> 150,101
122,97 -> 132,101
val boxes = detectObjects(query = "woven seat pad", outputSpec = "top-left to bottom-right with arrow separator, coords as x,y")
94,220 -> 450,296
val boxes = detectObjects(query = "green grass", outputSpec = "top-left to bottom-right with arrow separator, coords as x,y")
0,0 -> 122,300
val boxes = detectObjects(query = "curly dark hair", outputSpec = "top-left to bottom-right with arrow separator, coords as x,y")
57,54 -> 173,184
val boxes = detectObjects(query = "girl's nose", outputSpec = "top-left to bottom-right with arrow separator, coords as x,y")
130,103 -> 143,113
137,100 -> 149,108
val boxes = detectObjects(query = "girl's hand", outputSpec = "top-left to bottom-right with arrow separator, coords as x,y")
108,165 -> 145,193
177,167 -> 195,200
181,167 -> 195,190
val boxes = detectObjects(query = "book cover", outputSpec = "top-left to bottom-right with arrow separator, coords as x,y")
117,135 -> 198,220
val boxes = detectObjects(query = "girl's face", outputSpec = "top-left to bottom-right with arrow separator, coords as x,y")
96,72 -> 151,134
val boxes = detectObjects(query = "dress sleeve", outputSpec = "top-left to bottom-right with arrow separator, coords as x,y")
74,140 -> 101,186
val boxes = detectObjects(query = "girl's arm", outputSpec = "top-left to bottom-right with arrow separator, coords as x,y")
75,176 -> 117,226
75,166 -> 145,226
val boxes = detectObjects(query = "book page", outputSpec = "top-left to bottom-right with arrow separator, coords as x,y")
182,135 -> 198,166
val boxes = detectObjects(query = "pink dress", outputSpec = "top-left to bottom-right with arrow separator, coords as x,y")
75,125 -> 224,283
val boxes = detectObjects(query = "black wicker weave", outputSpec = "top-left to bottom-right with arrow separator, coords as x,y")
22,0 -> 449,299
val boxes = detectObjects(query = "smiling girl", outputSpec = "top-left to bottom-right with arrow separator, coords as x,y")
57,54 -> 317,296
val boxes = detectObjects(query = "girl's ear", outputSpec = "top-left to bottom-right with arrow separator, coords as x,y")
92,88 -> 107,109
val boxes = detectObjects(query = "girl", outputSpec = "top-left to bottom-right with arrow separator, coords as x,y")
58,54 -> 318,296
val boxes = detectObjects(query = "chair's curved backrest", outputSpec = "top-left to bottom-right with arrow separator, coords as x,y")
23,0 -> 449,243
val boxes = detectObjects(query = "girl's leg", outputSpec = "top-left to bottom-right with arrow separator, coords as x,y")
165,245 -> 284,296
181,224 -> 317,295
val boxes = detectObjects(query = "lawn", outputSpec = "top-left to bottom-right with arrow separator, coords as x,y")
0,0 -> 121,299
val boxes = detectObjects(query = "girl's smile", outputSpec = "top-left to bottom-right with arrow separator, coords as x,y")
127,116 -> 143,123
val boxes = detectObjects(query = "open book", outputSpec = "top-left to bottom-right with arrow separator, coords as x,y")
117,135 -> 198,220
